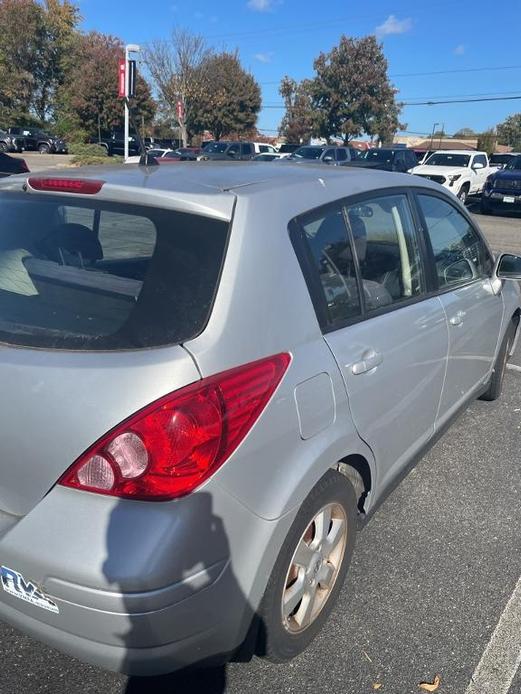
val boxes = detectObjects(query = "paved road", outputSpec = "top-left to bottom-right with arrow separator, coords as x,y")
469,199 -> 521,255
11,152 -> 74,172
0,191 -> 521,693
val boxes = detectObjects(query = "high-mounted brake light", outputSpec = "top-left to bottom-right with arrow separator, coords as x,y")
27,177 -> 104,194
59,353 -> 291,501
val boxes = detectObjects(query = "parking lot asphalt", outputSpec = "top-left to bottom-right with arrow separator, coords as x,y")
0,188 -> 520,694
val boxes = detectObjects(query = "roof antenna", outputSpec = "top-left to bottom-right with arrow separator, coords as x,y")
124,97 -> 158,167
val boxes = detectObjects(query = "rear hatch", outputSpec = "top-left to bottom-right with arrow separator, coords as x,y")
0,183 -> 231,515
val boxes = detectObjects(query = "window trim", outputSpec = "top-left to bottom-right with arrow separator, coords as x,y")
411,188 -> 495,294
290,186 -> 431,334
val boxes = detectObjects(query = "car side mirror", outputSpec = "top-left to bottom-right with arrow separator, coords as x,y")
227,150 -> 237,158
473,162 -> 484,170
496,253 -> 521,280
323,156 -> 334,163
444,258 -> 476,284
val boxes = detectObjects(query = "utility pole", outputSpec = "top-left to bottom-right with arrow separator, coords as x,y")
430,122 -> 439,150
124,44 -> 140,161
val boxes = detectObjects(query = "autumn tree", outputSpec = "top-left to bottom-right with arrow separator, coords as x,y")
308,35 -> 403,144
57,32 -> 155,140
144,29 -> 210,147
279,76 -> 314,144
189,51 -> 261,140
497,113 -> 521,151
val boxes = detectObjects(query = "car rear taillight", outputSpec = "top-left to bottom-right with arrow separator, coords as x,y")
27,177 -> 104,194
59,353 -> 291,501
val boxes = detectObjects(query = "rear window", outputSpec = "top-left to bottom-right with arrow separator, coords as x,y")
0,194 -> 229,350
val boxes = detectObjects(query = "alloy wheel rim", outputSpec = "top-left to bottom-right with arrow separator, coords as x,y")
281,502 -> 347,634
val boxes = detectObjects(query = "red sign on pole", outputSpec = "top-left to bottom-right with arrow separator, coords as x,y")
118,59 -> 126,98
176,100 -> 184,121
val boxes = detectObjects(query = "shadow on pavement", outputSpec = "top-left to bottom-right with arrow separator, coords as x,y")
125,666 -> 227,694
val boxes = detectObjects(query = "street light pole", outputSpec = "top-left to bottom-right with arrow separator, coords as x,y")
124,44 -> 140,161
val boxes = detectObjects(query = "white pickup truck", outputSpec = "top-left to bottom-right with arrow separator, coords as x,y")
410,150 -> 494,203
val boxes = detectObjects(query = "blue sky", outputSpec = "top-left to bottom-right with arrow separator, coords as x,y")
79,0 -> 518,139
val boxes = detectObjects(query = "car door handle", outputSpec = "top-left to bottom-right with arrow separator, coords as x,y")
449,310 -> 466,326
351,349 -> 383,375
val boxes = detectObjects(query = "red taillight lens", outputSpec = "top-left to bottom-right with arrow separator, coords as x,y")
59,353 -> 291,501
27,177 -> 104,194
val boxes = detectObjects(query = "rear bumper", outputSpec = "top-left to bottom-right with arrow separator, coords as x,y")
483,191 -> 521,208
0,558 -> 246,675
0,485 -> 292,675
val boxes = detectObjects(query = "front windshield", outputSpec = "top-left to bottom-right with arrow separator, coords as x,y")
506,156 -> 521,171
424,153 -> 470,167
361,149 -> 394,164
203,142 -> 228,153
291,147 -> 322,160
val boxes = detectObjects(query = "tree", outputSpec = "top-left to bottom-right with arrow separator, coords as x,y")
57,32 -> 155,140
453,127 -> 476,138
0,0 -> 45,126
308,35 -> 404,143
189,51 -> 261,141
477,129 -> 497,155
0,0 -> 80,126
144,29 -> 210,147
279,76 -> 314,144
33,0 -> 80,122
497,113 -> 521,151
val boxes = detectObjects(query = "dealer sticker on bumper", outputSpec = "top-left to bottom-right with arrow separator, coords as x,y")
0,566 -> 59,613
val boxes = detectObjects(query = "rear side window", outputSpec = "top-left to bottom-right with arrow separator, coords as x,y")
300,207 -> 361,327
336,149 -> 347,162
0,194 -> 229,350
345,194 -> 425,311
418,194 -> 493,288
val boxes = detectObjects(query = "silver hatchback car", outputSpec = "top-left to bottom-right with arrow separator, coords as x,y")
0,163 -> 519,676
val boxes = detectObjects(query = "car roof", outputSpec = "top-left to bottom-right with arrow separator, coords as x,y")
0,161 -> 444,222
431,150 -> 480,155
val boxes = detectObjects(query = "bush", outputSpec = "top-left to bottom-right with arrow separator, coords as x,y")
69,143 -> 123,166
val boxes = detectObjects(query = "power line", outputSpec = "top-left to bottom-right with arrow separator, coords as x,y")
258,64 -> 521,86
262,93 -> 521,110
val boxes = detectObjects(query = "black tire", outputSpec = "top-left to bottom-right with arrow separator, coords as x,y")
458,184 -> 470,204
0,142 -> 7,153
480,321 -> 516,401
38,143 -> 50,154
480,200 -> 491,215
258,470 -> 357,662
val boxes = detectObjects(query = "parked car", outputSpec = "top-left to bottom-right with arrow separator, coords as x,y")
481,154 -> 521,213
0,152 -> 29,177
0,130 -> 22,153
253,143 -> 277,155
345,148 -> 417,173
7,128 -> 68,154
254,153 -> 285,161
489,153 -> 520,169
286,145 -> 355,165
90,133 -> 140,157
175,147 -> 202,160
411,150 -> 494,203
198,141 -> 255,161
277,143 -> 300,157
0,163 -> 518,677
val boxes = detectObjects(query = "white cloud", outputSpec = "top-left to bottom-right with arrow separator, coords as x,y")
375,15 -> 413,38
247,0 -> 276,12
454,44 -> 465,55
254,52 -> 274,63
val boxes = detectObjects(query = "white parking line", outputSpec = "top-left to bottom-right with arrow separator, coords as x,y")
507,364 -> 521,373
464,574 -> 521,694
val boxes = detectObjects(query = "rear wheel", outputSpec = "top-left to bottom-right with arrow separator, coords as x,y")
38,143 -> 50,154
258,470 -> 357,662
480,321 -> 516,401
